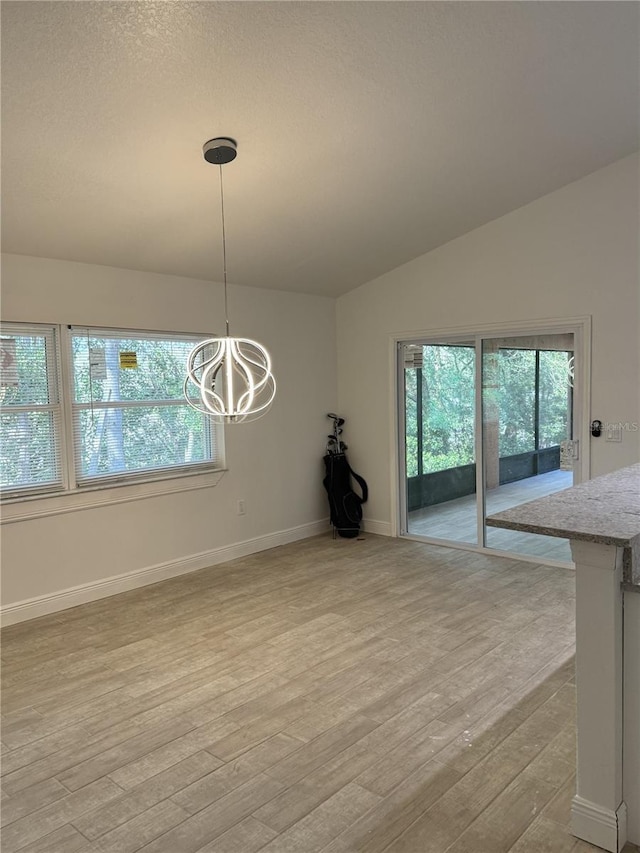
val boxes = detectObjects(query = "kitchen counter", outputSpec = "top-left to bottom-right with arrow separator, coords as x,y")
488,462 -> 640,851
486,462 -> 640,586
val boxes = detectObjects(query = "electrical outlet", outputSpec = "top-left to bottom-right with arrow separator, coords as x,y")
237,499 -> 246,515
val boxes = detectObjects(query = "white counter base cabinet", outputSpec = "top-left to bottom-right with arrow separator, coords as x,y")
624,590 -> 640,846
570,541 -> 627,852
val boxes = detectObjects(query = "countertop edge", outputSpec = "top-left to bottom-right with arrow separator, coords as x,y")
484,515 -> 635,548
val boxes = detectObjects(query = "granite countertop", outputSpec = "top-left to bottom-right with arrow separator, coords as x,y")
486,463 -> 640,587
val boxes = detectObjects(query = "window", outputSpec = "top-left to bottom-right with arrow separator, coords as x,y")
0,323 -> 222,500
0,324 -> 64,498
497,347 -> 572,457
404,344 -> 476,478
498,349 -> 536,456
538,350 -> 572,449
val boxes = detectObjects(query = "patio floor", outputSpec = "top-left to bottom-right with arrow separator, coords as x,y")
407,468 -> 574,562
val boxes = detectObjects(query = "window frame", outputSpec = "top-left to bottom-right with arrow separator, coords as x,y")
1,322 -> 225,505
0,322 -> 69,500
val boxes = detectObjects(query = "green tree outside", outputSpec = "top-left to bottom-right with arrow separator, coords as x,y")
405,345 -> 571,478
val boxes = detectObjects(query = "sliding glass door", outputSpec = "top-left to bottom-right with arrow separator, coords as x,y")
481,335 -> 574,562
399,329 -> 579,563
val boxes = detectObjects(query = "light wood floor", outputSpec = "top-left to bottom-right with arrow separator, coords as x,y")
408,470 -> 573,562
2,534 -> 637,853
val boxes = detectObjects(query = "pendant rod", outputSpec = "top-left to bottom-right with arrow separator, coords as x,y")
219,164 -> 230,336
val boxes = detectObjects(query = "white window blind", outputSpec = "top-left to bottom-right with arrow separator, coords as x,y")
69,328 -> 221,486
0,324 -> 65,497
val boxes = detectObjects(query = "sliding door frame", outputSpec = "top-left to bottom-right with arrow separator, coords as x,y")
391,316 -> 591,565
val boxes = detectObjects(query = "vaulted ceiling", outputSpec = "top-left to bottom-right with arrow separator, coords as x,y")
2,2 -> 638,296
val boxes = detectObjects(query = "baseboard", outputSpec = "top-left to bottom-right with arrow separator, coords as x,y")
0,519 -> 328,627
362,519 -> 393,536
571,795 -> 628,852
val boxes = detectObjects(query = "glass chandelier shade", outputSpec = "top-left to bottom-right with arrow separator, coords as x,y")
184,138 -> 276,424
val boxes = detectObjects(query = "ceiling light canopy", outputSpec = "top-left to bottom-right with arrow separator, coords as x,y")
184,138 -> 276,424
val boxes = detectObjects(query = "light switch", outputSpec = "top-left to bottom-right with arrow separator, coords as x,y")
605,424 -> 622,442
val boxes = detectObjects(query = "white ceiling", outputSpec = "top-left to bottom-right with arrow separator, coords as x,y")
2,2 -> 638,298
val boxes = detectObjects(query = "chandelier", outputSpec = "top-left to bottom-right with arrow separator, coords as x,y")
184,138 -> 276,424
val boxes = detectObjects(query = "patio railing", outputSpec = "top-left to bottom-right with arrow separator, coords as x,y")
407,445 -> 561,512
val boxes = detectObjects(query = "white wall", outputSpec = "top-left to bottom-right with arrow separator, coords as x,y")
337,154 -> 640,530
0,254 -> 336,615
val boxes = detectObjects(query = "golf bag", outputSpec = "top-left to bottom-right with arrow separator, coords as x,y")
323,452 -> 369,539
